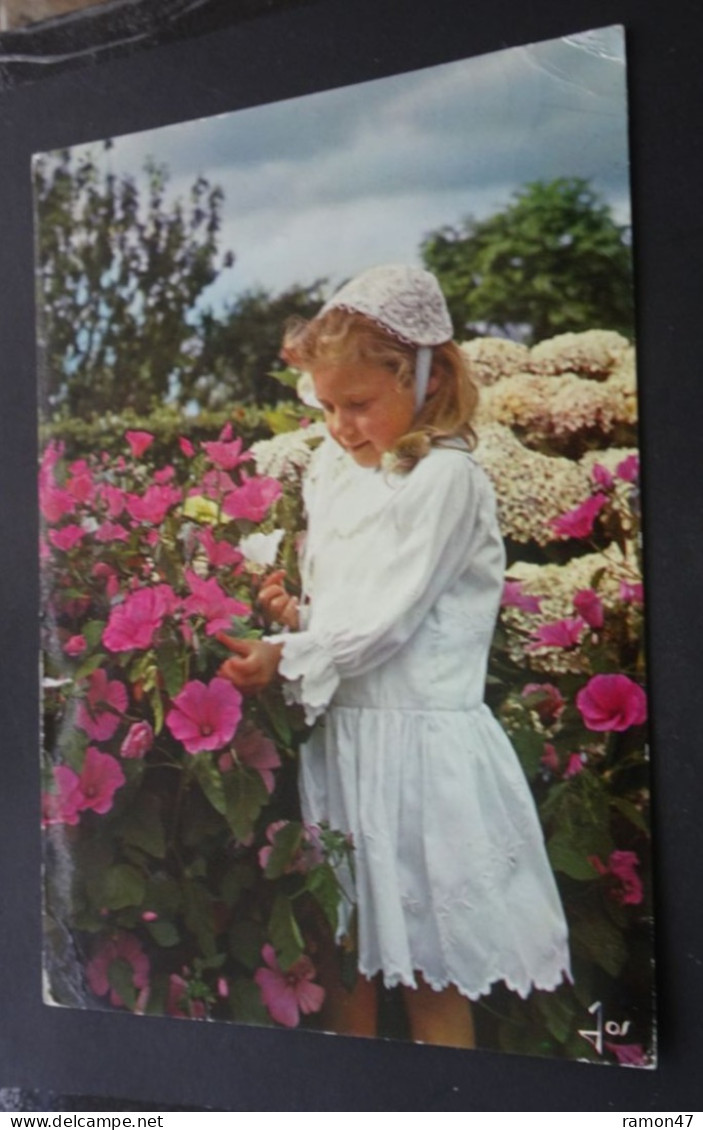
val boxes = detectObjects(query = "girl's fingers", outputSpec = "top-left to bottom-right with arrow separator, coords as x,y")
265,569 -> 287,586
218,656 -> 261,690
215,632 -> 251,655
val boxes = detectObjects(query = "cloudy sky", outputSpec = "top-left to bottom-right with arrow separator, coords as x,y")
46,25 -> 630,312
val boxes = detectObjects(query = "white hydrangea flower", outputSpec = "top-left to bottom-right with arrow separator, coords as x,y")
500,546 -> 641,675
528,330 -> 631,377
474,423 -> 591,544
460,337 -> 530,386
250,423 -> 327,482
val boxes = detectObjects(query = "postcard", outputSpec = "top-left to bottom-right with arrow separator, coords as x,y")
36,24 -> 653,1067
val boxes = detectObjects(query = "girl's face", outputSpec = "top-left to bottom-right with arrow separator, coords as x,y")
312,361 -> 416,468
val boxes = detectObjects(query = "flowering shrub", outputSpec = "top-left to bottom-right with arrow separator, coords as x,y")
469,332 -> 652,1065
40,329 -> 652,1064
40,423 -> 350,1027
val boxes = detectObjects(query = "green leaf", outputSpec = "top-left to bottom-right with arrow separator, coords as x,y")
223,767 -> 268,842
220,863 -> 256,908
184,880 -> 217,957
106,957 -> 137,1010
156,637 -> 186,698
192,753 -> 227,816
98,864 -> 146,910
118,794 -> 166,858
509,726 -> 546,779
82,619 -> 106,649
306,864 -> 341,935
264,821 -> 303,880
73,654 -> 105,681
610,795 -> 649,833
259,687 -> 292,745
571,909 -> 628,977
268,893 -> 304,971
535,989 -> 576,1044
229,920 -> 266,971
146,919 -> 180,948
58,726 -> 89,773
143,875 -> 181,917
230,978 -> 270,1025
149,687 -> 164,735
547,840 -> 600,880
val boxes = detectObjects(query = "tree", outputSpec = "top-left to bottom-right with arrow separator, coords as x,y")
35,145 -> 234,418
196,282 -> 328,408
421,178 -> 634,344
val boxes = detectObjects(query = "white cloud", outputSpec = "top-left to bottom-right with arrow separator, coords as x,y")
40,28 -> 631,306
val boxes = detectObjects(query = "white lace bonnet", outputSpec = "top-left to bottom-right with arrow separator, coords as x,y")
319,264 -> 454,411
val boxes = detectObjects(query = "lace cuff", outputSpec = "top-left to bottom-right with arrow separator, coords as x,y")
268,631 -> 339,725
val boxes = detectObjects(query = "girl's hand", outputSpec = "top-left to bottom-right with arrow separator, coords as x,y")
215,633 -> 283,693
258,569 -> 300,630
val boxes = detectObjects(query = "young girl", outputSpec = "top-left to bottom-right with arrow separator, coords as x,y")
218,264 -> 571,1047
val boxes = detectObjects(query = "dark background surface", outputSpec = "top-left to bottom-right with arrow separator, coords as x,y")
0,0 -> 701,1111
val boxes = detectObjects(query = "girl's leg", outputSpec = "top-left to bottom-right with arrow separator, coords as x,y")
402,974 -> 476,1048
310,921 -> 378,1037
319,971 -> 378,1038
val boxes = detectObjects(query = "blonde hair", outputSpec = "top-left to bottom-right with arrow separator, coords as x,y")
282,309 -> 479,472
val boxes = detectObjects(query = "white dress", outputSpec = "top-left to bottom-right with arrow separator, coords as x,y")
275,435 -> 571,1000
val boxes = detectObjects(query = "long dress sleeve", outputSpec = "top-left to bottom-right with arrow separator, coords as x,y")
273,445 -> 505,723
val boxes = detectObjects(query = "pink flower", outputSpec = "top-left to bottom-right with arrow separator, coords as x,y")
258,820 -> 323,873
550,494 -> 607,539
620,580 -> 644,605
141,910 -> 158,922
527,617 -> 585,651
63,634 -> 87,657
590,850 -> 644,906
103,584 -> 179,652
76,669 -> 128,741
125,484 -> 182,525
166,974 -> 207,1019
199,527 -> 243,569
95,521 -> 130,543
153,466 -> 175,484
66,462 -> 95,504
605,1042 -> 648,1067
254,944 -> 325,1028
616,454 -> 639,483
501,580 -> 542,614
183,571 -> 249,635
179,436 -> 195,457
576,674 -> 647,731
192,469 -> 237,500
39,485 -> 75,524
202,436 -> 251,471
86,931 -> 150,1008
100,484 -> 126,518
166,677 -> 242,754
609,850 -> 644,905
92,562 -> 120,599
48,524 -> 85,551
222,476 -> 282,523
522,683 -> 566,725
540,743 -> 560,774
592,463 -> 614,489
573,588 -> 604,629
74,747 -> 126,816
42,765 -> 82,827
231,725 -> 281,794
563,752 -> 586,778
120,721 -> 154,759
217,977 -> 229,998
125,430 -> 154,458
